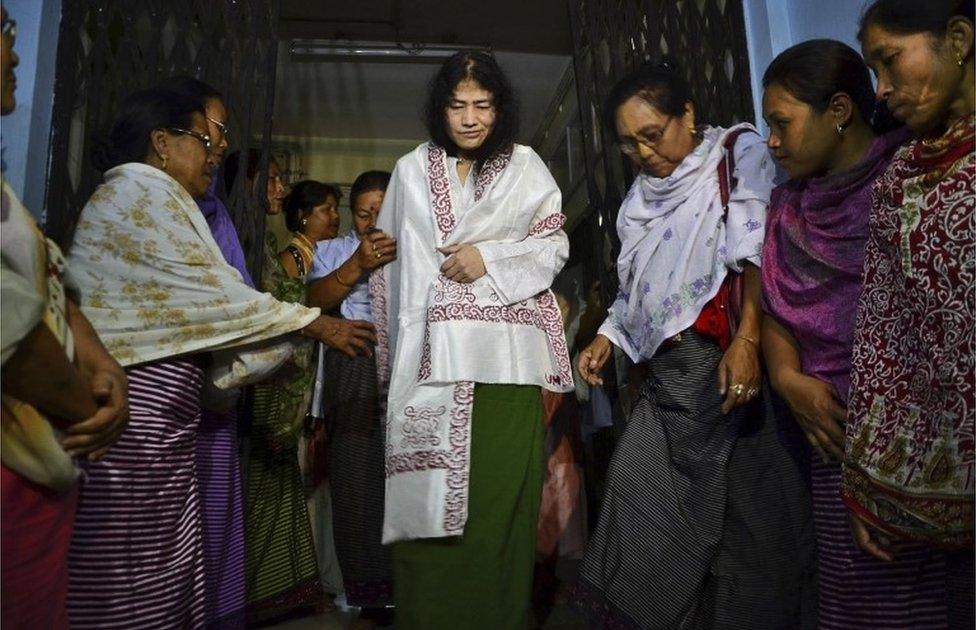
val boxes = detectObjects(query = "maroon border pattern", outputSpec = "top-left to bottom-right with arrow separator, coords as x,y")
528,212 -> 566,237
386,449 -> 452,476
426,143 -> 515,241
417,277 -> 477,380
417,326 -> 433,381
474,146 -> 514,201
443,381 -> 475,534
535,291 -> 574,388
426,143 -> 456,241
418,288 -> 572,388
400,404 -> 446,449
368,268 -> 391,389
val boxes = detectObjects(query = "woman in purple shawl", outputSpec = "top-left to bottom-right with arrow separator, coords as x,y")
163,76 -> 250,629
760,41 -> 948,628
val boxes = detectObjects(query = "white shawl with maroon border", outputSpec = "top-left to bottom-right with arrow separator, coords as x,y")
370,142 -> 573,543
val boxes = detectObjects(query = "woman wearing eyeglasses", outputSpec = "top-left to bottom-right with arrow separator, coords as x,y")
64,89 -> 374,629
573,60 -> 815,628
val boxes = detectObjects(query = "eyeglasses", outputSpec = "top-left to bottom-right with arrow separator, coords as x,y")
616,116 -> 675,155
2,18 -> 16,39
168,127 -> 212,152
206,116 -> 230,141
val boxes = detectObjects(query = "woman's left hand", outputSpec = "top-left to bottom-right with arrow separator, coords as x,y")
61,368 -> 130,461
717,336 -> 762,414
437,244 -> 486,284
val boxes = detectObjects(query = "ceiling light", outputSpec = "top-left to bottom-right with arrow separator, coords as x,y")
290,40 -> 491,63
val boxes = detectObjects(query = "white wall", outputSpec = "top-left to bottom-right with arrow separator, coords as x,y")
2,0 -> 61,220
743,0 -> 868,129
273,136 -> 422,185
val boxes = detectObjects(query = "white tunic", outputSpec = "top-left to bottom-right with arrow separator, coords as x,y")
370,142 -> 574,542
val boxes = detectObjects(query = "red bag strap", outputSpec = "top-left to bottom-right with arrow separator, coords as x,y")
716,128 -> 757,220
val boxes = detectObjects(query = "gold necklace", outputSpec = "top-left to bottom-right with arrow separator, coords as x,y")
290,232 -> 315,267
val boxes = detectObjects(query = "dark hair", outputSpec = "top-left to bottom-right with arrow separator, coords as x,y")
157,75 -> 222,103
763,39 -> 876,125
92,89 -> 205,172
602,58 -> 695,135
859,0 -> 974,40
223,148 -> 262,194
283,179 -> 341,233
349,170 -> 391,209
423,51 -> 518,161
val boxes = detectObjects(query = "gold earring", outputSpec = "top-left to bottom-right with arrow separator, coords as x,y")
836,123 -> 845,136
161,155 -> 168,170
957,55 -> 965,67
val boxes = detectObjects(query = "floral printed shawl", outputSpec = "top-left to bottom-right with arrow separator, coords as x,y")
69,163 -> 319,385
599,125 -> 777,361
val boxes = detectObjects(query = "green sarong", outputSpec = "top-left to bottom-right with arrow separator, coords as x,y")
394,383 -> 544,629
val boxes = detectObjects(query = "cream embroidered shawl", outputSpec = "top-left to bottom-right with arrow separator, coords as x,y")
69,163 -> 319,385
370,142 -> 574,543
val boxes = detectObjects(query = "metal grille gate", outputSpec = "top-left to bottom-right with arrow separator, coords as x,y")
44,0 -> 281,280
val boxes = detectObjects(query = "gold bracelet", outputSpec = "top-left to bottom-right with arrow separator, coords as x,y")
735,334 -> 759,348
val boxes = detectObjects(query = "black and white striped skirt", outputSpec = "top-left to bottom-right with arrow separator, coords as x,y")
575,332 -> 816,629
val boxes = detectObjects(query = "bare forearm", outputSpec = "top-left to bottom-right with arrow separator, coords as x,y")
67,300 -> 123,377
761,315 -> 803,394
736,263 -> 762,340
2,323 -> 98,424
308,256 -> 363,311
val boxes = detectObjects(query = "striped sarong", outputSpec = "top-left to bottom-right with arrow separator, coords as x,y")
196,408 -> 246,627
811,459 -> 949,628
575,332 -> 816,629
68,359 -> 207,629
244,381 -> 323,625
323,350 -> 393,607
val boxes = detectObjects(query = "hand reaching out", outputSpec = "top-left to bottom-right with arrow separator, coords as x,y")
355,231 -> 397,271
305,315 -> 377,358
578,334 -> 613,386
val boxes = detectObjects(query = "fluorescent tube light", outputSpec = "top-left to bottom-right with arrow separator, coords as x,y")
290,40 -> 490,63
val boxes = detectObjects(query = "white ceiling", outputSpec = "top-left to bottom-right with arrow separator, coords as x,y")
271,48 -> 573,142
272,0 -> 574,143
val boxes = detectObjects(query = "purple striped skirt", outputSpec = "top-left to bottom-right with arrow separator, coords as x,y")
812,459 -> 948,629
68,358 -> 207,629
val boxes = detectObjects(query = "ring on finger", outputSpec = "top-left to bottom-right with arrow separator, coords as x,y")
375,251 -> 382,259
747,387 -> 759,398
731,383 -> 745,396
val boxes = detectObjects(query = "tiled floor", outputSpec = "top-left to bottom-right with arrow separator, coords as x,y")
266,599 -> 588,629
267,559 -> 588,629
